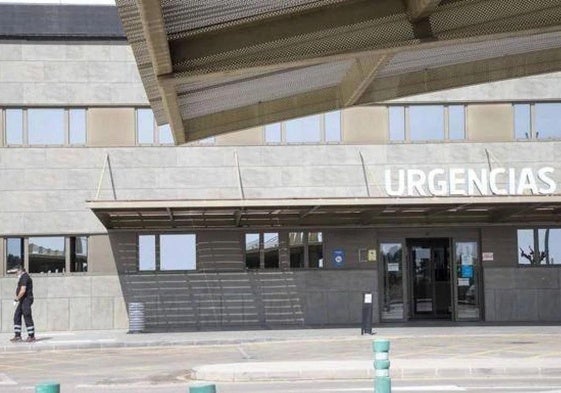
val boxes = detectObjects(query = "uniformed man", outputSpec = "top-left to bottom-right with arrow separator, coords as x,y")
10,265 -> 35,343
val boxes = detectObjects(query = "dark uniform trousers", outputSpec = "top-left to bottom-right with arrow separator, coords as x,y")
14,297 -> 34,337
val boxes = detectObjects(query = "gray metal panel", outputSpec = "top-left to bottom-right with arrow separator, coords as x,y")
0,4 -> 125,39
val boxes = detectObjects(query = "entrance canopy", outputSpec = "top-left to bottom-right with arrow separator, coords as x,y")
88,196 -> 561,230
115,0 -> 561,143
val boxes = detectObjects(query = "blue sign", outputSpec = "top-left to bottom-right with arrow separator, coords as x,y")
333,249 -> 345,268
461,265 -> 474,278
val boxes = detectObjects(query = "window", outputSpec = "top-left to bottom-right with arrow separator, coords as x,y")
518,228 -> 561,265
325,111 -> 342,142
70,236 -> 88,272
380,243 -> 403,320
244,232 -> 280,269
448,105 -> 465,140
160,234 -> 196,271
5,109 -> 23,145
289,231 -> 323,268
286,114 -> 321,143
289,232 -> 305,268
138,234 -> 197,271
263,233 -> 280,269
6,237 -> 24,274
28,109 -> 65,145
265,123 -> 281,143
307,232 -> 323,268
245,233 -> 260,269
389,106 -> 405,141
514,104 -> 531,140
69,109 -> 87,145
535,103 -> 561,139
138,235 -> 156,271
409,105 -> 444,141
28,236 -> 65,273
137,108 -> 155,144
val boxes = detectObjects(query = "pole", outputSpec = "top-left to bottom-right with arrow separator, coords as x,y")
373,338 -> 391,393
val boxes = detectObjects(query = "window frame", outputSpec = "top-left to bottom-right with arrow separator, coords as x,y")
517,227 -> 561,266
137,233 -> 198,272
263,111 -> 342,145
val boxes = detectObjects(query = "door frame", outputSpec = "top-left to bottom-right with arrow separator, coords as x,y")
406,237 -> 453,320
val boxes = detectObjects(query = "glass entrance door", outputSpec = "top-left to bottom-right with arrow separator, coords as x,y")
380,243 -> 405,321
453,242 -> 481,320
408,239 -> 452,319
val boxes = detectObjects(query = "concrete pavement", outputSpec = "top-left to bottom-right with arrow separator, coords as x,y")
2,324 -> 561,382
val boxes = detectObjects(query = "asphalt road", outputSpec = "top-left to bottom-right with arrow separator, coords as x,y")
1,334 -> 560,392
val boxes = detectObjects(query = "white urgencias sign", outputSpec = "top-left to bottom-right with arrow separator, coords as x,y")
384,167 -> 556,197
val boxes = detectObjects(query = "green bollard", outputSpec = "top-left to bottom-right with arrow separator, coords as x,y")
35,382 -> 60,393
189,383 -> 216,393
373,339 -> 391,393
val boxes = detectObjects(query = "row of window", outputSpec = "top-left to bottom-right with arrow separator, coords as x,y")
3,108 -> 87,146
137,231 -> 324,272
5,236 -> 88,274
3,104 -> 561,147
3,229 -> 559,274
245,231 -> 324,269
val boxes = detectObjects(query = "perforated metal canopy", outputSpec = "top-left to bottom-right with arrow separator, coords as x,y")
115,0 -> 561,144
88,196 -> 561,230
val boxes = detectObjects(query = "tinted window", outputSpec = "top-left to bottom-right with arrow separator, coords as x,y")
158,124 -> 174,144
448,105 -> 465,140
263,232 -> 279,269
514,104 -> 531,139
535,103 -> 561,139
538,228 -> 561,265
138,235 -> 156,271
289,232 -> 305,268
5,109 -> 24,145
265,123 -> 281,143
28,236 -> 65,273
160,234 -> 196,270
409,105 -> 444,141
285,115 -> 321,143
70,236 -> 88,272
517,229 -> 535,265
325,111 -> 342,142
389,106 -> 405,141
28,109 -> 65,145
245,233 -> 260,269
69,109 -> 87,145
6,237 -> 24,274
137,109 -> 155,144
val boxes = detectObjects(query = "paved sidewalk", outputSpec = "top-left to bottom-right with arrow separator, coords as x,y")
2,325 -> 561,382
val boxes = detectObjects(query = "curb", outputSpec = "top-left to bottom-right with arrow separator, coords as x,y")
190,361 -> 561,382
0,336 -> 349,353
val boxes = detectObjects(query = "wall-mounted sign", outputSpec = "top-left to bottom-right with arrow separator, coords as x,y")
458,278 -> 470,287
384,167 -> 556,197
363,293 -> 372,304
482,252 -> 494,261
333,249 -> 345,268
368,249 -> 377,262
387,262 -> 400,272
461,265 -> 474,278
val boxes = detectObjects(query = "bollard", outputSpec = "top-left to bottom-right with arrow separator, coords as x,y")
35,382 -> 60,393
189,383 -> 216,393
373,339 -> 391,393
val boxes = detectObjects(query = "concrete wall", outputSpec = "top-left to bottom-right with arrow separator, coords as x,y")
1,142 -> 561,235
0,42 -> 146,106
484,267 -> 561,322
391,72 -> 561,103
0,275 -> 128,332
216,127 -> 263,146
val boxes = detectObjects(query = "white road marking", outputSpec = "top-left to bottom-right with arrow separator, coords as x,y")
0,373 -> 17,385
316,386 -> 466,392
237,345 -> 253,360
